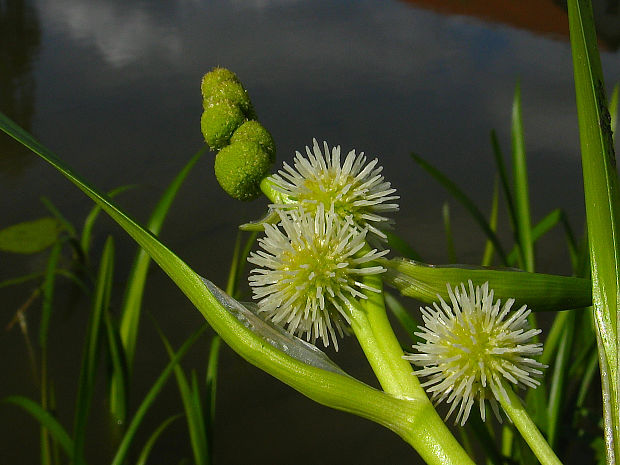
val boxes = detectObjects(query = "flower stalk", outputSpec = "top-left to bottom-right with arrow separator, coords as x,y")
499,383 -> 563,465
347,269 -> 475,465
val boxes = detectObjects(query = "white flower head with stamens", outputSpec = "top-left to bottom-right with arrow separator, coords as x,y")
269,139 -> 399,241
248,204 -> 388,350
404,281 -> 545,426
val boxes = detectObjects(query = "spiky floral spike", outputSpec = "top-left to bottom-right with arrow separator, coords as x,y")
404,281 -> 545,426
248,205 -> 388,350
269,139 -> 399,241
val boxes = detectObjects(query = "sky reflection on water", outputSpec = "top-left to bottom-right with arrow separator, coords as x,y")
1,0 -> 619,464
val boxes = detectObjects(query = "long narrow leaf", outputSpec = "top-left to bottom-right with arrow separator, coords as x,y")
39,241 -> 61,465
156,326 -> 208,465
610,83 -> 619,140
119,147 -> 206,369
546,311 -> 576,447
386,231 -> 422,261
511,83 -> 535,273
103,310 -> 129,428
80,184 -> 137,258
2,396 -> 73,457
111,148 -> 205,424
568,0 -> 620,461
412,153 -> 507,264
204,335 -> 221,455
73,237 -> 115,464
384,292 -> 422,346
39,242 -> 62,349
481,178 -> 499,266
490,130 -> 518,240
135,414 -> 183,465
111,325 -> 208,465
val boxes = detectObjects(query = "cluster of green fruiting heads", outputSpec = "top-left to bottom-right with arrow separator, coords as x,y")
201,68 -> 276,200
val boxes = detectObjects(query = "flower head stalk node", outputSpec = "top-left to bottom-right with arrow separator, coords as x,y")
248,204 -> 388,350
404,281 -> 545,426
269,139 -> 399,242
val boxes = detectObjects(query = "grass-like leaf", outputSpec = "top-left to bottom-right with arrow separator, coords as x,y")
490,130 -> 518,240
80,184 -> 137,258
39,241 -> 62,465
385,231 -> 422,261
511,83 -> 535,273
610,82 -> 618,140
135,414 -> 183,465
103,309 -> 129,430
507,209 -> 578,270
412,153 -> 507,264
73,237 -> 115,464
111,324 -> 208,465
2,396 -> 74,458
481,178 -> 500,266
546,311 -> 576,447
119,147 -> 206,370
384,292 -> 421,346
110,148 -> 205,424
204,336 -> 221,452
39,242 -> 62,349
568,0 -> 620,460
156,325 -> 209,465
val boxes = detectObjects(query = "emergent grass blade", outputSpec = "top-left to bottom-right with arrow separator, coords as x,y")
568,0 -> 620,460
412,153 -> 507,264
72,237 -> 115,465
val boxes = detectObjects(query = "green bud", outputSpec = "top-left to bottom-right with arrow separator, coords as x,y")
201,101 -> 245,151
203,80 -> 255,118
201,68 -> 240,100
214,140 -> 273,201
230,120 -> 276,163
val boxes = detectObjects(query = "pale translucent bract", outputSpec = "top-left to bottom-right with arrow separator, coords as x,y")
405,281 -> 545,425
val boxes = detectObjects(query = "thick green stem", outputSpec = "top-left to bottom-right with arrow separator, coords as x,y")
348,270 -> 474,465
499,383 -> 563,465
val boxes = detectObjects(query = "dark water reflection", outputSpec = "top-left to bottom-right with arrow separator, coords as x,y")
1,0 -> 619,464
0,0 -> 40,175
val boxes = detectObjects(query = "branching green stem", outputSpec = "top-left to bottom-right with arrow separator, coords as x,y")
347,266 -> 475,465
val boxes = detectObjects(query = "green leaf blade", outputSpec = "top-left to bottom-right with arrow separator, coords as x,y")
2,396 -> 74,458
568,0 -> 620,461
511,83 -> 535,273
0,218 -> 62,254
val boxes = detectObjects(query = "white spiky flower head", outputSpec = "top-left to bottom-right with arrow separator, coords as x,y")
248,204 -> 388,350
404,281 -> 545,426
269,139 -> 399,241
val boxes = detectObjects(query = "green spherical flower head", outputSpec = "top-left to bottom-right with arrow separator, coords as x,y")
201,101 -> 245,151
201,68 -> 239,100
203,80 -> 255,118
214,140 -> 273,200
231,120 -> 276,163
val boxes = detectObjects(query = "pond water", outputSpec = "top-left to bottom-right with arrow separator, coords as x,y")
1,0 -> 620,464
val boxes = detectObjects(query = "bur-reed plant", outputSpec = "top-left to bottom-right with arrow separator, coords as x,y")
1,0 -> 619,463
